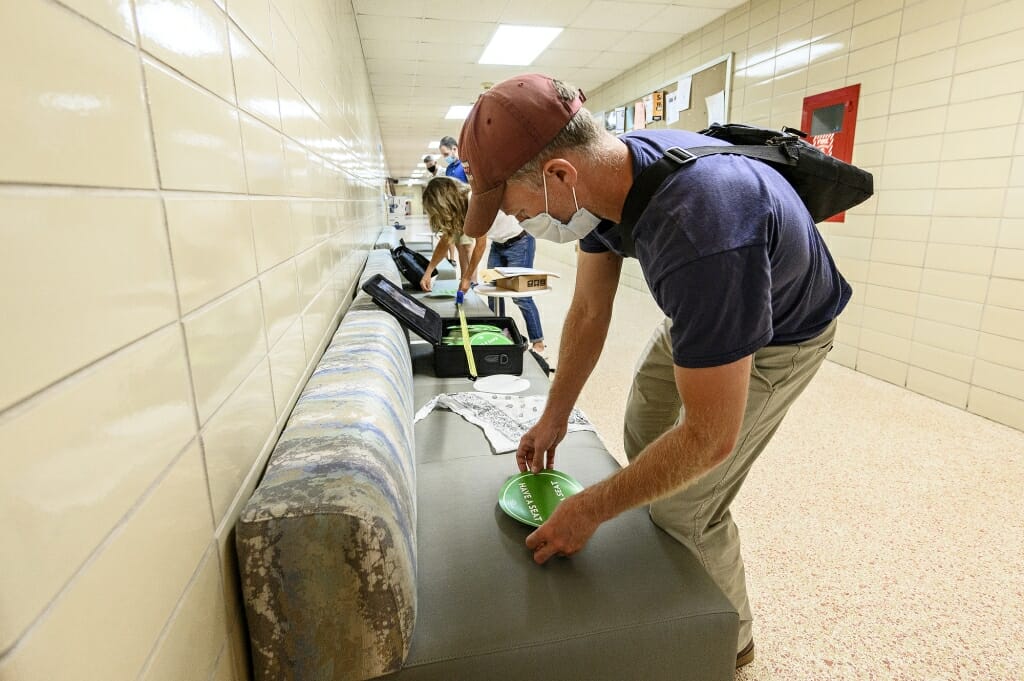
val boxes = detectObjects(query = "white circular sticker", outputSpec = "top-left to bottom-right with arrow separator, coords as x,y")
473,374 -> 529,394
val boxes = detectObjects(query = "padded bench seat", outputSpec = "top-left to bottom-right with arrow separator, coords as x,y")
236,245 -> 738,681
394,343 -> 738,680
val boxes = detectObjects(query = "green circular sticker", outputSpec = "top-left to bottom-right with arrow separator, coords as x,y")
498,469 -> 584,527
469,331 -> 513,346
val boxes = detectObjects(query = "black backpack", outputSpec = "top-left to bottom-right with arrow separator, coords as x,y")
391,239 -> 436,290
616,123 -> 875,257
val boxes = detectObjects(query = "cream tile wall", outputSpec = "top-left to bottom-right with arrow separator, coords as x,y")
0,0 -> 386,679
579,0 -> 1024,432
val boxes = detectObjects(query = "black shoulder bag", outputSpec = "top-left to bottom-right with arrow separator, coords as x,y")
616,123 -> 875,258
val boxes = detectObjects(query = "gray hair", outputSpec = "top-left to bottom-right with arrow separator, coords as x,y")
439,136 -> 458,149
508,79 -> 605,187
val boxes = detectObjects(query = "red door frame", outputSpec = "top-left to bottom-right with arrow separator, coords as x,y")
801,83 -> 861,222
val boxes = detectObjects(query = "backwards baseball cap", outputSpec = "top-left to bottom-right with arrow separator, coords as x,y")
459,74 -> 586,237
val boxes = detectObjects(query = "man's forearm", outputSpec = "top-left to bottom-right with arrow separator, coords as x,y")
582,419 -> 727,522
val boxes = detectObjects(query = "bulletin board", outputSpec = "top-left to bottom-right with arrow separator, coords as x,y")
603,53 -> 733,133
665,55 -> 732,131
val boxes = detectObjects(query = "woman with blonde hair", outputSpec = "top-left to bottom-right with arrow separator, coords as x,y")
421,176 -> 484,293
421,176 -> 546,353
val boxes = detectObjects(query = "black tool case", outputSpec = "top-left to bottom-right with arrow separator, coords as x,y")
361,273 -> 526,377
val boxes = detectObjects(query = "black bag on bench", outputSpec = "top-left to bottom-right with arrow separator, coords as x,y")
616,123 -> 875,257
391,238 -> 436,290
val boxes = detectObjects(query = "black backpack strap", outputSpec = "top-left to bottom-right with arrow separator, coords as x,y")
616,144 -> 797,258
618,147 -> 695,258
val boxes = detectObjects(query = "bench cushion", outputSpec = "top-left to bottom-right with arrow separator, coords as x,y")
236,310 -> 418,681
390,444 -> 738,681
401,343 -> 738,680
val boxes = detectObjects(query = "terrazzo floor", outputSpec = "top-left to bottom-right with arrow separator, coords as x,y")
499,242 -> 1024,680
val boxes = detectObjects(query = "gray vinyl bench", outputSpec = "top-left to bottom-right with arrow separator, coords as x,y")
235,247 -> 738,681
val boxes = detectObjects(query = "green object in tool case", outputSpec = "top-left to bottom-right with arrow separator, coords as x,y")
360,273 -> 526,378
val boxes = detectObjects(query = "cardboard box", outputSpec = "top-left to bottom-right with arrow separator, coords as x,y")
361,274 -> 526,377
495,274 -> 550,292
483,267 -> 559,293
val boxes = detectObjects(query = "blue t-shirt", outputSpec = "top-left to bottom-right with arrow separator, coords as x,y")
580,129 -> 851,368
446,159 -> 468,183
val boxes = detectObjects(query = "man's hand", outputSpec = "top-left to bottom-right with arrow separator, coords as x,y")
517,418 -> 567,473
525,493 -> 602,564
420,273 -> 433,291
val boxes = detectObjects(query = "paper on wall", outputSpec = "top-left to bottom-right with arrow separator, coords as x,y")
706,90 -> 725,126
676,76 -> 692,112
633,100 -> 646,129
666,90 -> 680,124
643,94 -> 655,123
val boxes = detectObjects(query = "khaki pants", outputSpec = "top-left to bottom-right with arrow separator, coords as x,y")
623,319 -> 837,651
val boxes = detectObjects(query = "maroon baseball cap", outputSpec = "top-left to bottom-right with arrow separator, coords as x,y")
459,74 -> 586,237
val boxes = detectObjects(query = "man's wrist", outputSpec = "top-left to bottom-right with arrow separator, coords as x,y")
539,406 -> 572,428
575,485 -> 615,524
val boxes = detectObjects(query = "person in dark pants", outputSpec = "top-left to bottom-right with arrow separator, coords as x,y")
482,211 -> 546,354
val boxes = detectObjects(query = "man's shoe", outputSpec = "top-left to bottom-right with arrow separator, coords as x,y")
736,640 -> 755,669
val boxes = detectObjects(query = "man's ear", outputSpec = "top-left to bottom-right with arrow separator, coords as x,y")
541,158 -> 579,187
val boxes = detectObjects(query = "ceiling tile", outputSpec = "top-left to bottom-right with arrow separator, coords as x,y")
419,18 -> 499,46
370,76 -> 420,90
356,14 -> 426,40
415,61 -> 476,79
362,39 -> 421,60
635,5 -> 727,33
499,0 -> 592,26
353,0 -> 425,18
423,0 -> 507,23
416,42 -> 486,62
550,27 -> 631,52
682,0 -> 742,8
468,64 -> 534,83
371,85 -> 416,98
533,48 -> 605,69
365,58 -> 421,75
570,1 -> 664,31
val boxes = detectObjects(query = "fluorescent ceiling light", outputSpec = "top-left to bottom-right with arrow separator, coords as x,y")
428,140 -> 439,148
479,24 -> 562,66
445,105 -> 473,120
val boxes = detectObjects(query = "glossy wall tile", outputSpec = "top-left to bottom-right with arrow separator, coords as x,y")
0,1 -> 156,188
0,195 -> 177,411
0,0 -> 386,677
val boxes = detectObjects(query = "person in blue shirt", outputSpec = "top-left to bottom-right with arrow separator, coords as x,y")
439,135 -> 468,182
459,75 -> 852,671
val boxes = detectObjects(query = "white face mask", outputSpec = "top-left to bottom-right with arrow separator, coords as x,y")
519,173 -> 602,243
440,153 -> 454,168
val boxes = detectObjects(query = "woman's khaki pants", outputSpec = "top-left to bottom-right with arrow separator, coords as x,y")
623,319 -> 837,651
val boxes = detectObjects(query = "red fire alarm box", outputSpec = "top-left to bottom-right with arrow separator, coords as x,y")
801,83 -> 861,222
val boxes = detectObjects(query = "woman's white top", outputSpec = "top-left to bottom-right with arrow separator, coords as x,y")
488,211 -> 525,244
